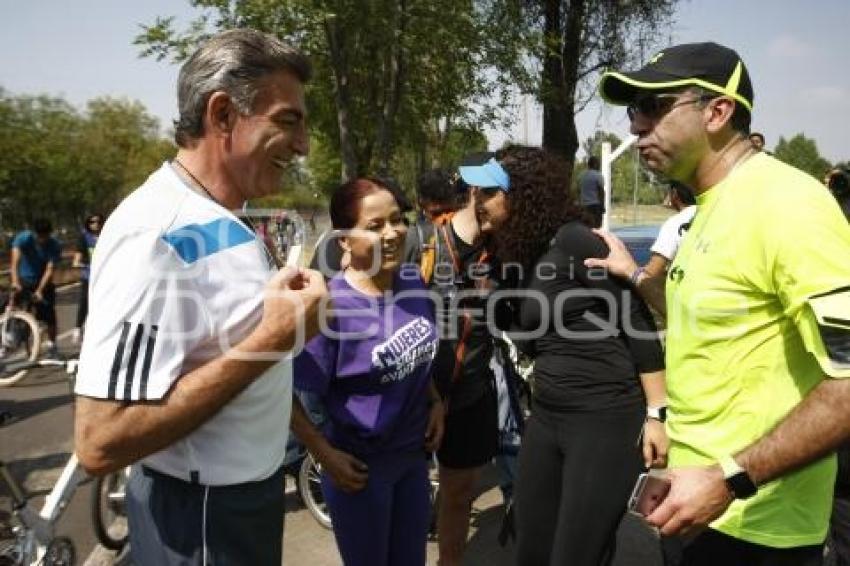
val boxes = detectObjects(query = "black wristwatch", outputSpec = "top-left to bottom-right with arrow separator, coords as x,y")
646,406 -> 667,423
719,456 -> 758,499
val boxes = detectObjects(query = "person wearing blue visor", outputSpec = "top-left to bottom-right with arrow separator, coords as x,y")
458,157 -> 510,236
469,145 -> 667,566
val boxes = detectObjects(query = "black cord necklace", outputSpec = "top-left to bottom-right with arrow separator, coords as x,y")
171,159 -> 283,268
172,159 -> 226,208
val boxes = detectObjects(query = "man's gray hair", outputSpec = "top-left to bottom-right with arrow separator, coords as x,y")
174,28 -> 311,147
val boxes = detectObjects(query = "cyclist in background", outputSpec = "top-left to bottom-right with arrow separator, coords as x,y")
10,218 -> 61,358
72,213 -> 104,344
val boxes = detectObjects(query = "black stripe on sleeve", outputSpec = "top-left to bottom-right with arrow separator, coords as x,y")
123,324 -> 146,400
108,322 -> 132,399
139,325 -> 158,401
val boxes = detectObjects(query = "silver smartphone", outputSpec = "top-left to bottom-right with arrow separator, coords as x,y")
627,472 -> 671,516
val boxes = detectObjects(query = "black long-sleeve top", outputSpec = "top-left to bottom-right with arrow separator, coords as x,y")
518,221 -> 665,412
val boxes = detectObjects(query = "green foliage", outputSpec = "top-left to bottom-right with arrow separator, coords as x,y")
773,134 -> 833,180
0,90 -> 174,232
579,130 -> 664,205
134,0 -> 528,181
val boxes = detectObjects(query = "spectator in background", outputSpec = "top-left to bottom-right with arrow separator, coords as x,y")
749,131 -> 766,151
415,168 -> 465,223
578,155 -> 606,228
71,212 -> 104,344
642,181 -> 697,280
10,218 -> 61,358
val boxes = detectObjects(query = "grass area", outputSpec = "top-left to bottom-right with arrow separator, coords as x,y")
609,203 -> 676,227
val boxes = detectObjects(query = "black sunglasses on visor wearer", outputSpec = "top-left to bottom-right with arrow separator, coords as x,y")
626,92 -> 716,121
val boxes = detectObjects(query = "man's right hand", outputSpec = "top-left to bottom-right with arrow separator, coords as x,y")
316,445 -> 369,493
584,229 -> 640,280
255,267 -> 328,352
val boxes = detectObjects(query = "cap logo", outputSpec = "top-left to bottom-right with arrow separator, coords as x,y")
649,52 -> 664,65
725,61 -> 743,96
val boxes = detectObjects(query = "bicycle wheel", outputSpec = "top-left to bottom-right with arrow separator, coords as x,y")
0,310 -> 40,387
90,472 -> 129,550
298,453 -> 332,529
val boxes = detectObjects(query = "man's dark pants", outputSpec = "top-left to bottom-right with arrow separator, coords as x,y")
127,464 -> 285,565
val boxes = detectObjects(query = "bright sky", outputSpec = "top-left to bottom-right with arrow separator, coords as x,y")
2,0 -> 848,162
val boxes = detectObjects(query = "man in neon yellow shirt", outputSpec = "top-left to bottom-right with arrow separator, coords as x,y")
587,42 -> 850,565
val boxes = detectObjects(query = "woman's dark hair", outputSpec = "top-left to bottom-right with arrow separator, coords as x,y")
416,169 -> 465,208
33,218 -> 52,235
492,145 -> 587,269
670,181 -> 696,205
329,177 -> 400,230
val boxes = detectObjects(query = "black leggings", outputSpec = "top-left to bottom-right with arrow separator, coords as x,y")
515,404 -> 645,566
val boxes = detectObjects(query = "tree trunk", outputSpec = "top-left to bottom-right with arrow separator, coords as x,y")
559,0 -> 585,177
541,0 -> 583,179
376,0 -> 407,176
323,17 -> 359,181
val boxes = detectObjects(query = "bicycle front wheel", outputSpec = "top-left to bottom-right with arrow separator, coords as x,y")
0,310 -> 40,387
298,453 -> 332,529
90,472 -> 129,550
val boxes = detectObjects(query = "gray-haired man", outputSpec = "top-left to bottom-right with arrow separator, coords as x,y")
74,29 -> 327,564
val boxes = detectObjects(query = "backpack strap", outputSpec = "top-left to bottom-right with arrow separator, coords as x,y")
438,220 -> 490,386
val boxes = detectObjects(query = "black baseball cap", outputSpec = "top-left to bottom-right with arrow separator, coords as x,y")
599,42 -> 754,113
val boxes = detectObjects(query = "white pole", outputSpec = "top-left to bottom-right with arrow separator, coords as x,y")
601,134 -> 638,231
521,95 -> 529,144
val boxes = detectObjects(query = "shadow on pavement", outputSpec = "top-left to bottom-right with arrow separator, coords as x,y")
0,393 -> 72,427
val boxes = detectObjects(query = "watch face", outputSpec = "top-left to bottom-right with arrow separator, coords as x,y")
727,471 -> 758,499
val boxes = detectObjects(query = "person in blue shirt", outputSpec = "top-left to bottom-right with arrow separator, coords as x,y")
10,218 -> 62,357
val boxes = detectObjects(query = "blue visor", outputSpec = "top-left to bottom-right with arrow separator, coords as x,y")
458,158 -> 510,191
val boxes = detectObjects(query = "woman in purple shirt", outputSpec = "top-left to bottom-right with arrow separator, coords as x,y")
291,178 -> 444,566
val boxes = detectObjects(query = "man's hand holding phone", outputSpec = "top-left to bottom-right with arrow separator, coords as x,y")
628,472 -> 671,517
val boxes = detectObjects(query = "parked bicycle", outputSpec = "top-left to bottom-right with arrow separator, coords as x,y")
89,469 -> 128,551
0,359 -> 86,566
0,291 -> 45,387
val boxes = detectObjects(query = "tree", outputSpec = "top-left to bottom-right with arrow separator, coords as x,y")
773,134 -> 832,180
530,0 -> 677,180
135,0 -> 528,182
0,90 -> 174,231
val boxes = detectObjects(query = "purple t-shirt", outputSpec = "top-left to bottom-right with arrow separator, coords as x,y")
294,271 -> 437,457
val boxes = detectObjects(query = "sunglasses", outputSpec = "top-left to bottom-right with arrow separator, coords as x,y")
626,93 -> 715,121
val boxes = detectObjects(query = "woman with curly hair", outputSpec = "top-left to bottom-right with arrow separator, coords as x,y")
460,145 -> 668,565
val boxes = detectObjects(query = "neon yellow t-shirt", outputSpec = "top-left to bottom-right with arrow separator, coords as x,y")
666,152 -> 850,547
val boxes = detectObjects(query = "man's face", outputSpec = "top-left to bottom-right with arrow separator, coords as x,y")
628,90 -> 709,181
227,70 -> 309,201
749,134 -> 764,150
473,187 -> 509,235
